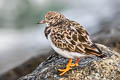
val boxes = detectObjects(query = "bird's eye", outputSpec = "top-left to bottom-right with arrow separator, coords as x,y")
50,17 -> 53,19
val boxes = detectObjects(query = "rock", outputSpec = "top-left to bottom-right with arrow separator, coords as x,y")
18,44 -> 120,80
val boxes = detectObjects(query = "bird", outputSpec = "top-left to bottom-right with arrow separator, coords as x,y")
37,11 -> 105,76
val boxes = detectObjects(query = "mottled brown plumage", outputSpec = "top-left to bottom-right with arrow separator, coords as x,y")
38,11 -> 105,75
41,11 -> 104,57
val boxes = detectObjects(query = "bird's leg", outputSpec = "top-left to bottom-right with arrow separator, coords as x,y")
71,58 -> 80,67
58,58 -> 72,76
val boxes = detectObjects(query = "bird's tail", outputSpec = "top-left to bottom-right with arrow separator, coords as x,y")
85,44 -> 105,58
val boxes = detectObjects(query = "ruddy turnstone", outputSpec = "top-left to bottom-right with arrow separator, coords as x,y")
37,11 -> 105,76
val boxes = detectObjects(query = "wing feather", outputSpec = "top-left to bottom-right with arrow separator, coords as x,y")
50,20 -> 104,57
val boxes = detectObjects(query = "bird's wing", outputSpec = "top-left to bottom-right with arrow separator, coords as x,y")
50,21 -> 104,57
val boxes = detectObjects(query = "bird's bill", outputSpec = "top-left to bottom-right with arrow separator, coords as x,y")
37,20 -> 46,24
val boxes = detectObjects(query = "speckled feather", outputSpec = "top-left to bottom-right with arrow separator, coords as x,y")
43,11 -> 104,58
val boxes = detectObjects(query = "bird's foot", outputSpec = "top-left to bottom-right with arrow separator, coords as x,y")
70,63 -> 79,67
58,58 -> 72,76
58,66 -> 72,76
71,58 -> 80,67
58,58 -> 80,76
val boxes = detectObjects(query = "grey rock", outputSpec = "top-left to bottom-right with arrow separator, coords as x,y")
18,44 -> 120,80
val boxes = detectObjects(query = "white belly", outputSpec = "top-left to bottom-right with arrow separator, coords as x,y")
48,35 -> 86,59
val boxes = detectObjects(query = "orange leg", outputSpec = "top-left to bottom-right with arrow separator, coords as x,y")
58,58 -> 80,76
71,58 -> 80,67
58,58 -> 72,76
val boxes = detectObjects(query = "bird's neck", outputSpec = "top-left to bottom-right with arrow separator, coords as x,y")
44,26 -> 52,39
44,19 -> 70,39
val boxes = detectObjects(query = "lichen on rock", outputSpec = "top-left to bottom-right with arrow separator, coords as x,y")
18,44 -> 120,80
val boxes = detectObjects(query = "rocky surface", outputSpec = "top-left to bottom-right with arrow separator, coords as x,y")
18,44 -> 120,80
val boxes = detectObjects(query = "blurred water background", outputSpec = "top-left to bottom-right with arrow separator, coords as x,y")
0,0 -> 120,75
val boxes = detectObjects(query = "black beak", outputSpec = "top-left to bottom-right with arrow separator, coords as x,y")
37,20 -> 46,24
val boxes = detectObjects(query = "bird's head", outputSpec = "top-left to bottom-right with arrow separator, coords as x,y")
37,11 -> 66,25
